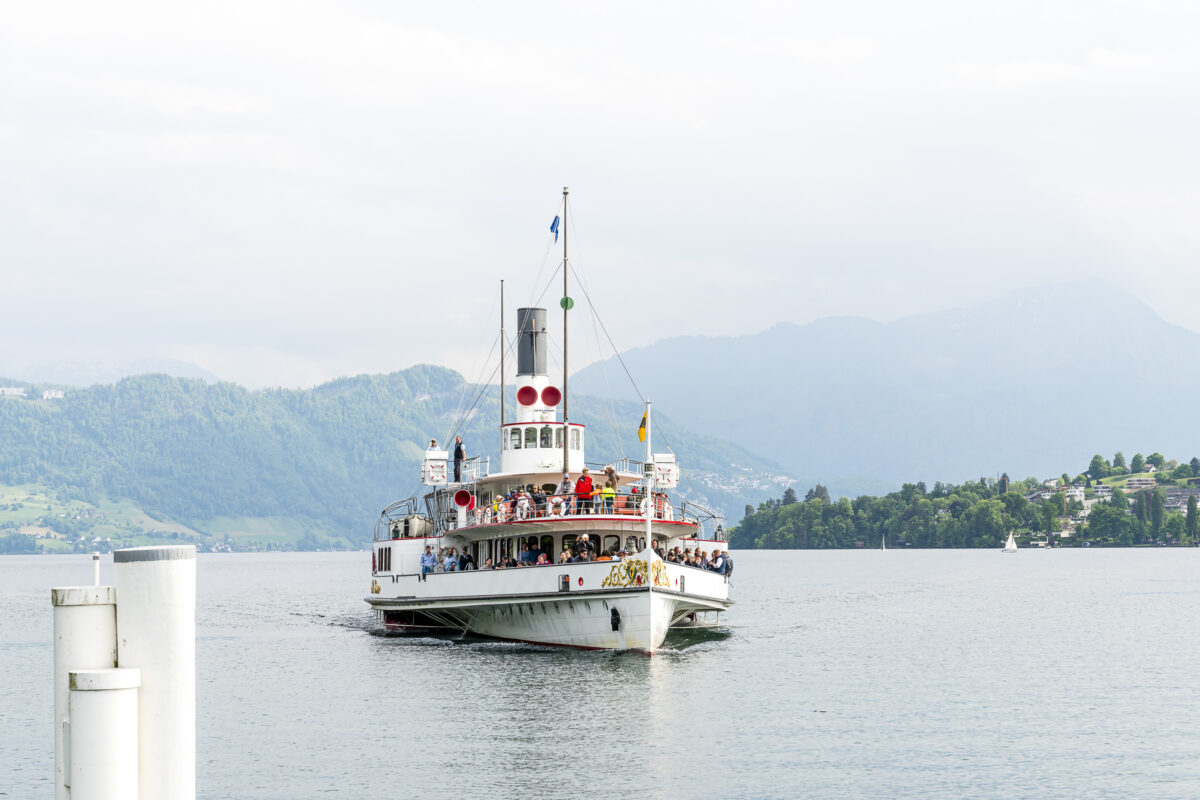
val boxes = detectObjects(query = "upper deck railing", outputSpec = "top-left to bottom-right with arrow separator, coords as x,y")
376,491 -> 727,542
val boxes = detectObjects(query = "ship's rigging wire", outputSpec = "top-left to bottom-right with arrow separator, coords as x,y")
444,290 -> 502,442
447,335 -> 504,446
565,254 -> 626,462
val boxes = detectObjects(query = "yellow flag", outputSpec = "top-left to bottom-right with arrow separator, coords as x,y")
637,411 -> 647,442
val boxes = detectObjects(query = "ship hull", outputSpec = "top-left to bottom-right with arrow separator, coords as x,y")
367,556 -> 731,652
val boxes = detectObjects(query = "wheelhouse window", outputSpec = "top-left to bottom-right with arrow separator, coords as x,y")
540,426 -> 553,448
510,428 -> 521,450
555,427 -> 563,448
525,427 -> 537,449
603,535 -> 620,555
570,428 -> 581,450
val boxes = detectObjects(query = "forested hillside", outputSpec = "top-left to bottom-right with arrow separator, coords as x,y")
0,367 -> 785,549
731,456 -> 1200,550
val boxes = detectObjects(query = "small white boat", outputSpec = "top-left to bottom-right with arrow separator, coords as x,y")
1002,531 -> 1018,552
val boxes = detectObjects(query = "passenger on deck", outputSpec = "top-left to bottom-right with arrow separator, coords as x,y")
709,550 -> 727,574
536,553 -> 550,565
652,540 -> 665,559
515,488 -> 531,520
427,439 -> 438,451
453,436 -> 465,482
531,486 -> 547,516
420,546 -> 436,577
519,539 -> 537,565
575,469 -> 594,514
698,551 -> 710,570
442,548 -> 458,572
601,479 -> 616,514
458,547 -> 475,571
558,550 -> 571,564
553,473 -> 573,514
483,557 -> 495,569
577,533 -> 595,561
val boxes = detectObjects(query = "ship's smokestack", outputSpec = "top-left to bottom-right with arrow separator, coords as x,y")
516,307 -> 547,377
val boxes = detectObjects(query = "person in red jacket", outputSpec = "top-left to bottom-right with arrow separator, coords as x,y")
575,468 -> 594,515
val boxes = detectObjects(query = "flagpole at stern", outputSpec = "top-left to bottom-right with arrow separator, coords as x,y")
643,401 -> 653,551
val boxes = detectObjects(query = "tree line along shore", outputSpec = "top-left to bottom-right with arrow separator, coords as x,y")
730,452 -> 1200,549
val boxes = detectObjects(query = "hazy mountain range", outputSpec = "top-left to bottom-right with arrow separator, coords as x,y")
573,283 -> 1200,494
5,282 -> 1196,549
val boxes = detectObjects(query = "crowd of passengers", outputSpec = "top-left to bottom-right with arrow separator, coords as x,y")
483,467 -> 668,519
419,533 -> 730,577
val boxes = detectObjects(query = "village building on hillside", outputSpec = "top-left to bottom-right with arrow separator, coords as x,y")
0,387 -> 27,397
42,389 -> 65,400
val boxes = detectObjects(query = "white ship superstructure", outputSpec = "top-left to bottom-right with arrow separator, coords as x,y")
366,189 -> 732,652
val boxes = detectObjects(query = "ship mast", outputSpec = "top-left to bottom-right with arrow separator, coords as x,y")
561,186 -> 570,474
499,279 -> 505,428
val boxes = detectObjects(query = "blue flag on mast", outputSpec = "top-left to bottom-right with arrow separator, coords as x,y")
550,216 -> 560,242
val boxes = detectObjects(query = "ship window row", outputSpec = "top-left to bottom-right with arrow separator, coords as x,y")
488,534 -> 640,561
502,426 -> 582,451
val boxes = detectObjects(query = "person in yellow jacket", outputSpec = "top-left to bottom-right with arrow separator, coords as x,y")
600,479 -> 616,514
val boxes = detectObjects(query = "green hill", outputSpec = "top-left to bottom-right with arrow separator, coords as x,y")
0,367 -> 787,552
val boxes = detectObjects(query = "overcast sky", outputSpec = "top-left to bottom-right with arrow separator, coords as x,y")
3,1 -> 1198,387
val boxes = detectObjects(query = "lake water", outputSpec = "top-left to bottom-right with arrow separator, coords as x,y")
3,549 -> 1200,799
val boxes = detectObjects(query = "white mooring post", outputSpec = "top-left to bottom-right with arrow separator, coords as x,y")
52,585 -> 117,800
68,668 -> 141,800
113,545 -> 197,800
53,546 -> 197,800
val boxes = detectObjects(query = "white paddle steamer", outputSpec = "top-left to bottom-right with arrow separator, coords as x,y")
365,189 -> 732,652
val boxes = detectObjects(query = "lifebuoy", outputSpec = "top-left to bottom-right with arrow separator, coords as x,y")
548,496 -> 566,517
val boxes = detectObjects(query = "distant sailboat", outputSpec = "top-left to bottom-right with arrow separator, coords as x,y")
1003,531 -> 1017,553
